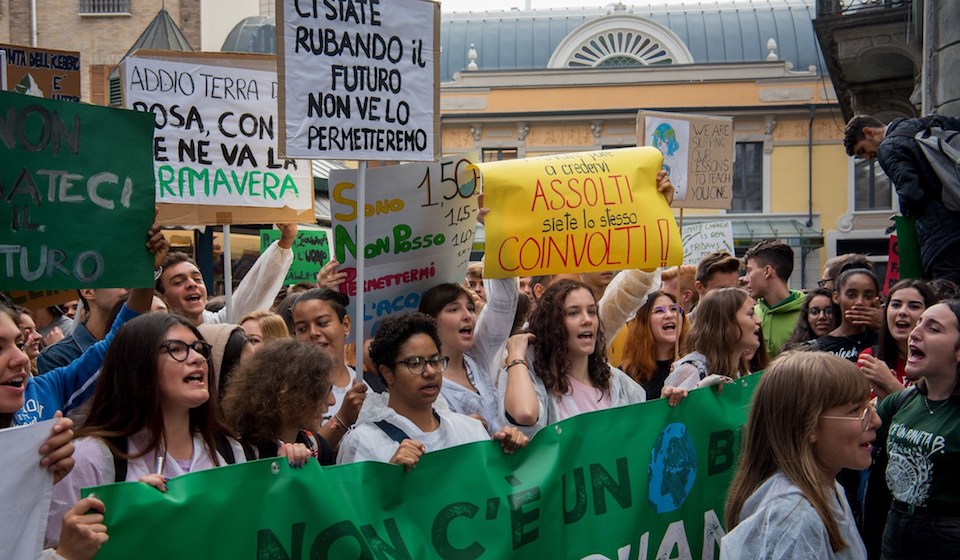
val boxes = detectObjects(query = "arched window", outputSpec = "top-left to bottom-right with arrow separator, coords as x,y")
548,15 -> 694,68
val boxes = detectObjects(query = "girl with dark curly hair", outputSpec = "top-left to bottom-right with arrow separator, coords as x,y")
223,338 -> 337,465
782,287 -> 837,351
501,279 -> 646,437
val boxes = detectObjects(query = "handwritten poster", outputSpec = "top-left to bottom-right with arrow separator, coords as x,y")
122,51 -> 313,225
0,91 -> 155,290
0,43 -> 81,101
260,228 -> 330,285
638,111 -> 734,210
330,156 -> 479,339
476,147 -> 682,279
277,0 -> 440,161
682,221 -> 734,265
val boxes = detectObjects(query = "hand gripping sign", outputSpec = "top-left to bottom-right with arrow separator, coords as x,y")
475,147 -> 682,279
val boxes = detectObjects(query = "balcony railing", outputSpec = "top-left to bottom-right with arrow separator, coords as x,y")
79,0 -> 130,15
817,0 -> 910,17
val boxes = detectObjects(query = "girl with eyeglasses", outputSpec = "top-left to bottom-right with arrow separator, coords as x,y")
418,280 -> 517,434
722,351 -> 878,559
46,313 -> 255,545
502,279 -> 646,437
337,313 -> 527,468
619,291 -> 689,399
783,288 -> 837,351
664,287 -> 760,392
857,279 -> 937,400
868,301 -> 960,559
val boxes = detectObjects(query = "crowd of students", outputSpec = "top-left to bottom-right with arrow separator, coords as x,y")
4,194 -> 960,558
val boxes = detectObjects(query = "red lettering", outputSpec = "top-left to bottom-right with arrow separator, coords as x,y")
497,236 -> 520,272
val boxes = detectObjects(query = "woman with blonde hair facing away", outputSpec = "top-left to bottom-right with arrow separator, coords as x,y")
722,351 -> 877,558
223,338 -> 337,465
664,287 -> 760,391
238,310 -> 289,348
620,291 -> 688,399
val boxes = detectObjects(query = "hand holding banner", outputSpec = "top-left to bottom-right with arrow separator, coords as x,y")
476,147 -> 682,278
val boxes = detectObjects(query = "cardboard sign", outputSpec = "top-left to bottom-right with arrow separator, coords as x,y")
682,221 -> 734,265
476,147 -> 682,279
0,91 -> 156,290
0,44 -> 81,101
276,0 -> 440,161
638,111 -> 734,210
260,228 -> 330,285
884,234 -> 899,296
5,291 -> 75,312
121,50 -> 313,226
330,156 -> 479,339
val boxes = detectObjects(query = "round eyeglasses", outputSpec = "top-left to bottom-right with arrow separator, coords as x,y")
821,405 -> 876,432
159,339 -> 213,362
394,356 -> 450,375
808,306 -> 833,317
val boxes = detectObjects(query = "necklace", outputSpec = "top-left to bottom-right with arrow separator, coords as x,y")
923,395 -> 950,415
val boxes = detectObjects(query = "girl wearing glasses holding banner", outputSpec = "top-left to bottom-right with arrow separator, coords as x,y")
722,351 -> 877,559
337,313 -> 527,469
46,313 -> 257,546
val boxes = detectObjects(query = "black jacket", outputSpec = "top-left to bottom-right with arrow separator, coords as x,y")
879,115 -> 960,270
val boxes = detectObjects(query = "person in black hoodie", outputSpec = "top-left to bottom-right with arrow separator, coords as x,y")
844,113 -> 960,284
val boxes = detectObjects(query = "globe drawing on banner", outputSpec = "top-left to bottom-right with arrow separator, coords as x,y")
648,422 -> 697,513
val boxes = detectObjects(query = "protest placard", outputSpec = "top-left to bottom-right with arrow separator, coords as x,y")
0,43 -> 81,101
638,111 -> 734,210
260,228 -> 330,285
6,290 -> 75,311
682,221 -> 734,264
121,51 -> 313,226
87,374 -> 759,560
0,91 -> 155,290
476,147 -> 682,279
276,0 -> 440,161
0,49 -> 6,90
0,420 -> 56,560
330,156 -> 479,339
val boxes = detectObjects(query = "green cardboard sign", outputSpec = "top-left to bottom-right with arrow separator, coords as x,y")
0,91 -> 155,289
260,229 -> 330,286
86,375 -> 759,559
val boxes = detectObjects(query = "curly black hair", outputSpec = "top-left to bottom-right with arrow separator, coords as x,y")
368,313 -> 443,384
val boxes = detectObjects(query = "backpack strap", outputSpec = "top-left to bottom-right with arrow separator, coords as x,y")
214,433 -> 255,464
374,420 -> 411,444
107,437 -> 128,484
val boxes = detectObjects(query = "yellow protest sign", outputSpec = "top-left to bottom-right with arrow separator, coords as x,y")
476,147 -> 682,279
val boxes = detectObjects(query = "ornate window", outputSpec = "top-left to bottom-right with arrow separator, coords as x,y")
549,15 -> 693,69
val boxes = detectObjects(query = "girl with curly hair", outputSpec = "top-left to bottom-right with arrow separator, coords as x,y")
223,338 -> 337,465
501,279 -> 646,437
664,287 -> 760,391
619,290 -> 689,398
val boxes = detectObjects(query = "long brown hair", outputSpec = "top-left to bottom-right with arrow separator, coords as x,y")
527,279 -> 610,397
78,313 -> 233,462
725,351 -> 869,552
685,287 -> 751,376
621,291 -> 688,383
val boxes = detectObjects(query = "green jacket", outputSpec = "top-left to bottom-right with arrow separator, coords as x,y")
756,290 -> 806,357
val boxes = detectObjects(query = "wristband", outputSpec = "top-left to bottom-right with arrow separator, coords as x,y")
153,265 -> 164,281
505,358 -> 527,371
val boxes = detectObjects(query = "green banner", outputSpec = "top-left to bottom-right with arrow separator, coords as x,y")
87,375 -> 759,559
260,229 -> 330,286
0,91 -> 155,289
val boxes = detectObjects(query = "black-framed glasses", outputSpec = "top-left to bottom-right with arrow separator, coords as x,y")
159,339 -> 212,362
817,278 -> 835,289
394,355 -> 449,375
808,306 -> 833,317
821,405 -> 876,432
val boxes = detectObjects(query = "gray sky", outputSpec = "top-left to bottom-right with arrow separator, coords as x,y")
439,0 -> 696,11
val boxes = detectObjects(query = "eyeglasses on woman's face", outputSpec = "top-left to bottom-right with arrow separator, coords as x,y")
394,355 -> 450,375
652,304 -> 682,316
808,306 -> 833,318
159,339 -> 213,362
821,405 -> 876,432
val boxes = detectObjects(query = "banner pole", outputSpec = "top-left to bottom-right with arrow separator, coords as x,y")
674,207 -> 684,362
355,161 -> 367,382
223,224 -> 234,323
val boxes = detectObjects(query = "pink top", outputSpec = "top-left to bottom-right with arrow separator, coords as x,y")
556,375 -> 612,422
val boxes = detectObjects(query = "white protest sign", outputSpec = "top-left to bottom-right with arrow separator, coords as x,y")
1,49 -> 6,90
122,52 -> 313,224
643,114 -> 690,201
682,221 -> 735,264
277,0 -> 440,161
330,156 -> 479,339
0,420 -> 56,560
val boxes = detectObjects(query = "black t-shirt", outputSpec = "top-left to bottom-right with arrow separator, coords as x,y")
641,360 -> 674,400
803,330 -> 877,362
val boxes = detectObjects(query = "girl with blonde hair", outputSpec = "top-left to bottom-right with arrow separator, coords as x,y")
238,310 -> 289,348
722,351 -> 877,558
